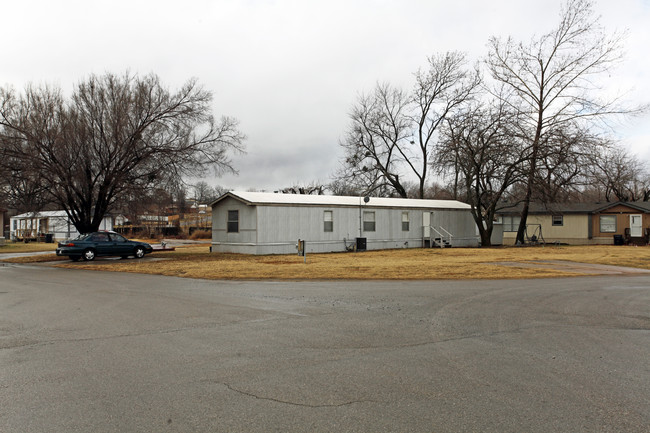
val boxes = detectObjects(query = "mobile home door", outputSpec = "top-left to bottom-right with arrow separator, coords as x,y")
423,212 -> 431,238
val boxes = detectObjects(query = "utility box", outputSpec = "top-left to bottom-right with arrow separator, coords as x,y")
613,234 -> 624,245
356,237 -> 367,251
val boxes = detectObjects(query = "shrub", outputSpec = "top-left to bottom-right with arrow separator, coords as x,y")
190,229 -> 211,240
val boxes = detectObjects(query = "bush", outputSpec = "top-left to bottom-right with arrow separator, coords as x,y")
189,229 -> 211,240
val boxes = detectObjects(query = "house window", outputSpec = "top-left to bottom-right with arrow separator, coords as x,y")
502,215 -> 521,232
227,210 -> 239,233
552,215 -> 563,226
599,215 -> 616,233
324,210 -> 333,232
402,211 -> 409,231
363,211 -> 376,232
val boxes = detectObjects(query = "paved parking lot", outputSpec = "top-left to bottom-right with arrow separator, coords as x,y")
1,264 -> 649,432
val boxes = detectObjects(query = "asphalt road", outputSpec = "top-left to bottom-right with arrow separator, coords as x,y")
1,263 -> 649,432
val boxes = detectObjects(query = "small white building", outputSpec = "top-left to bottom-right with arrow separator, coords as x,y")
211,191 -> 479,255
9,211 -> 113,242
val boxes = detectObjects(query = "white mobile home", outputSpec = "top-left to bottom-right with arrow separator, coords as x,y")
211,191 -> 479,255
10,211 -> 113,242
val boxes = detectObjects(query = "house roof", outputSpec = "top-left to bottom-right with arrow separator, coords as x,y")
11,210 -> 70,219
211,191 -> 471,210
497,201 -> 650,214
11,210 -> 118,219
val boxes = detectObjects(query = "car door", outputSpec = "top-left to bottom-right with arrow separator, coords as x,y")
89,232 -> 111,255
108,233 -> 133,255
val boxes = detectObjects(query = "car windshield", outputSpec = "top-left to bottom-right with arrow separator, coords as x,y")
75,234 -> 92,240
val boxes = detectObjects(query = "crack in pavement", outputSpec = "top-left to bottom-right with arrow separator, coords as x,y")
219,382 -> 375,408
0,313 -> 309,351
0,327 -> 193,350
0,322 -> 260,350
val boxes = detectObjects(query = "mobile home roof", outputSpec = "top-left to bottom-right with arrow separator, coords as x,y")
213,191 -> 471,210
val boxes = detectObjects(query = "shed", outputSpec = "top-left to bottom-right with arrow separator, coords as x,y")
9,211 -> 113,242
210,191 -> 479,254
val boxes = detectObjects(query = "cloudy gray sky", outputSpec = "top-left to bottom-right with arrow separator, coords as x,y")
4,0 -> 649,192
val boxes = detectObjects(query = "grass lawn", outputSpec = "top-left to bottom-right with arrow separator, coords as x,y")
0,241 -> 58,253
5,244 -> 650,280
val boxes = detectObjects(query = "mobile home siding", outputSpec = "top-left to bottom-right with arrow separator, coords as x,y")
211,192 -> 479,255
429,209 -> 478,246
211,197 -> 258,254
255,205 -> 357,254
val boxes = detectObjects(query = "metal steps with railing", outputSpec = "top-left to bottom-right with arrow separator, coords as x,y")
427,226 -> 453,248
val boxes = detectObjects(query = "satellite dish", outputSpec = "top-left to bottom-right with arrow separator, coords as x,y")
363,196 -> 370,203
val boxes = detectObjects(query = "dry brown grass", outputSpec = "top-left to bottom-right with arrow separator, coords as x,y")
27,244 -> 650,280
0,242 -> 58,253
189,230 -> 211,240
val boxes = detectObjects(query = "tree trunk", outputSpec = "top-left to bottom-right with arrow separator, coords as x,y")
480,229 -> 492,247
516,107 -> 543,244
470,206 -> 493,247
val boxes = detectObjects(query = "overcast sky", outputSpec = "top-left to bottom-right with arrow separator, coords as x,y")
4,0 -> 649,192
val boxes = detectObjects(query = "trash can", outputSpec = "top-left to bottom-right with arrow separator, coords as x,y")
45,233 -> 54,243
613,234 -> 624,245
356,237 -> 367,251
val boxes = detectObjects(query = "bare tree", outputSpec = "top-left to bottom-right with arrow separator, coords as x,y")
0,164 -> 52,214
531,126 -> 603,202
170,184 -> 189,214
437,98 -> 526,246
486,0 -> 638,243
0,72 -> 245,233
327,178 -> 365,197
587,145 -> 650,201
191,181 -> 217,203
191,181 -> 227,205
337,52 -> 480,198
280,183 -> 327,195
338,83 -> 411,197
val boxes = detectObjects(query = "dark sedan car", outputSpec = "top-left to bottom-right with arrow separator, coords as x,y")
56,231 -> 153,261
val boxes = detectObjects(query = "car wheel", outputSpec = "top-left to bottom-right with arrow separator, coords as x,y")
134,246 -> 145,259
82,248 -> 96,261
70,255 -> 81,262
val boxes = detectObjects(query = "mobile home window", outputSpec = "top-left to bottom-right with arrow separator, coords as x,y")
402,212 -> 409,231
227,210 -> 239,233
363,211 -> 376,232
323,210 -> 333,232
552,215 -> 563,226
599,215 -> 616,233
